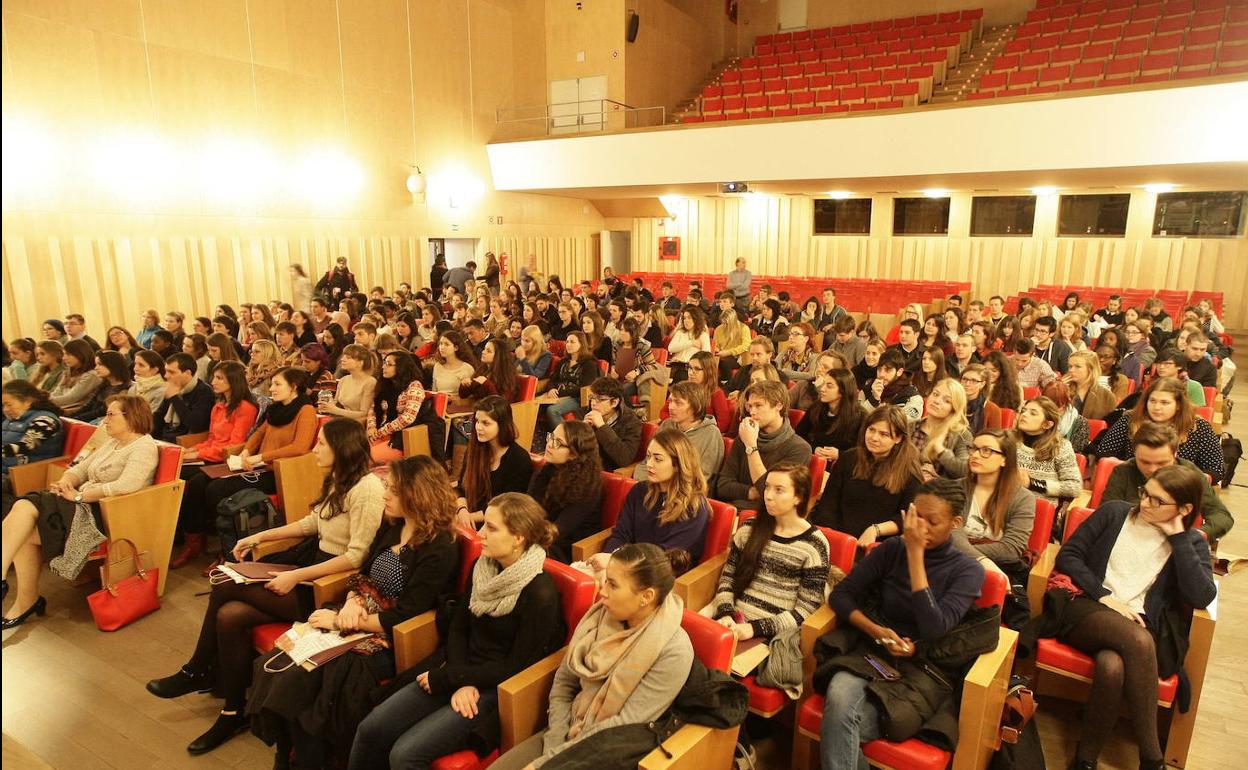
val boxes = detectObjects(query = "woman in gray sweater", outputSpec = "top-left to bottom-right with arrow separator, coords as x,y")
951,429 -> 1036,577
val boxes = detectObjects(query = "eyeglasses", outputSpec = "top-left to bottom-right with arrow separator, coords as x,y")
960,376 -> 984,385
103,411 -> 126,420
788,330 -> 806,337
1138,486 -> 1176,508
589,394 -> 614,403
688,365 -> 703,372
971,446 -> 1005,458
547,436 -> 569,450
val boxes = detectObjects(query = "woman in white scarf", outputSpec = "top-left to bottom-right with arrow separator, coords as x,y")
491,543 -> 694,770
350,493 -> 566,770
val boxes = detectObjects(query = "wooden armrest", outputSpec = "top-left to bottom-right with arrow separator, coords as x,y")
800,604 -> 838,701
1026,543 -> 1059,620
222,443 -> 246,458
393,610 -> 439,674
673,551 -> 728,612
646,382 -> 668,423
1165,597 -> 1217,766
954,627 -> 1018,770
312,570 -> 357,607
571,527 -> 613,563
272,452 -> 325,525
401,424 -> 432,458
511,400 -> 541,453
580,385 -> 592,408
99,480 -> 185,596
176,432 -> 209,448
1070,489 -> 1091,510
499,647 -> 566,751
251,536 -> 304,561
613,463 -> 640,478
7,455 -> 69,496
639,724 -> 740,770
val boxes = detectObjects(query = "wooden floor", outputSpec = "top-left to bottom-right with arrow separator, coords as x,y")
4,353 -> 1247,770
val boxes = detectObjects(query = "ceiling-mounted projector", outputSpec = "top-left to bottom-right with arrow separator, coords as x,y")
720,182 -> 749,194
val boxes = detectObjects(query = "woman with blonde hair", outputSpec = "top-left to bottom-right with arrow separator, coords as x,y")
912,378 -> 973,480
1057,313 -> 1087,352
589,427 -> 711,570
517,324 -> 552,380
1063,349 -> 1115,421
245,339 -> 282,398
713,295 -> 751,381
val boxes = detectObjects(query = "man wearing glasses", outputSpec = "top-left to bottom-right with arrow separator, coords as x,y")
583,377 -> 642,471
1100,422 -> 1232,541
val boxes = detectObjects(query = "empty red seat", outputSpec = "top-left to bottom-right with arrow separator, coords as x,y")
1029,84 -> 1061,94
702,98 -> 723,113
803,62 -> 826,76
978,71 -> 1008,89
1021,51 -> 1050,68
1149,32 -> 1184,53
866,83 -> 892,100
833,72 -> 856,86
1141,51 -> 1179,72
1090,24 -> 1124,43
894,81 -> 919,100
1038,65 -> 1069,84
742,80 -> 762,95
722,96 -> 745,112
1004,39 -> 1030,54
1050,47 -> 1080,65
814,88 -> 839,104
1009,69 -> 1040,87
786,76 -> 809,90
993,54 -> 1020,70
1083,42 -> 1115,60
1070,61 -> 1105,80
781,63 -> 803,78
1121,20 -> 1155,39
745,94 -> 767,110
763,78 -> 785,92
1107,57 -> 1142,77
1190,9 -> 1226,29
767,93 -> 791,108
809,74 -> 833,88
841,85 -> 866,102
702,85 -> 722,98
1186,27 -> 1221,48
1116,37 -> 1148,56
858,70 -> 882,85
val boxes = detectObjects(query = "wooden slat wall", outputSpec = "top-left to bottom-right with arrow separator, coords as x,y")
631,195 -> 1248,327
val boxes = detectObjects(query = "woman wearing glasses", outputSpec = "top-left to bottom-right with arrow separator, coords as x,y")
959,363 -> 1002,434
1027,465 -> 1215,770
528,420 -> 603,562
951,430 -> 1035,580
776,322 -> 819,382
1,395 -> 158,628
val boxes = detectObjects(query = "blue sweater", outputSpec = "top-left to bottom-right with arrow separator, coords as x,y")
604,481 -> 709,562
1055,501 -> 1216,627
830,537 -> 984,642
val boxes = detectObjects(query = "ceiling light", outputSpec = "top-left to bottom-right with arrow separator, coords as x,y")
825,190 -> 852,199
1144,183 -> 1175,193
922,188 -> 949,198
1031,186 -> 1058,196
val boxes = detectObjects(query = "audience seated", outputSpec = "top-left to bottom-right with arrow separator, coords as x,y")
912,347 -> 951,398
861,349 -> 923,423
171,361 -> 260,568
367,351 -> 427,465
456,396 -> 534,529
517,324 -> 552,380
776,322 -> 820,382
1095,376 -> 1224,483
49,339 -> 103,416
815,478 -> 986,770
459,337 -> 521,403
960,362 -> 1002,433
348,493 -> 566,769
432,330 -> 480,395
584,377 -> 642,471
154,352 -> 215,442
1022,466 -> 1216,770
912,378 -> 973,480
490,542 -> 692,770
1065,349 -> 1117,421
1100,422 -> 1233,542
320,343 -> 377,424
811,405 -> 922,547
667,306 -> 712,382
984,349 -> 1024,411
128,349 -> 168,415
1152,349 -> 1205,407
795,369 -> 864,466
717,380 -> 812,511
542,331 -> 597,428
247,455 -> 460,769
1013,397 -> 1083,507
2,394 -> 158,628
591,428 -> 710,567
528,421 -> 603,562
951,429 -> 1036,580
1,381 -> 65,480
1043,379 -> 1091,454
634,381 -> 724,486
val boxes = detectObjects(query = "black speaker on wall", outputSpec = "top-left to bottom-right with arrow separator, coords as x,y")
627,11 -> 640,43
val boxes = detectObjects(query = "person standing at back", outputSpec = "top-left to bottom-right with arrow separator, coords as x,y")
727,257 -> 752,313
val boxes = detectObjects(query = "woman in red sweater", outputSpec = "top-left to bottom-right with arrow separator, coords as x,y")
171,361 -> 258,568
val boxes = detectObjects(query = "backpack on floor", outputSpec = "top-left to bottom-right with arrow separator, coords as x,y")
1222,432 -> 1241,489
214,488 -> 279,558
989,676 -> 1046,770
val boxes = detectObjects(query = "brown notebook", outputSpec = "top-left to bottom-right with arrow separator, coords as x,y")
218,561 -> 300,583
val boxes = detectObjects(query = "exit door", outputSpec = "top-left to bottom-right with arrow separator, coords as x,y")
549,75 -> 609,135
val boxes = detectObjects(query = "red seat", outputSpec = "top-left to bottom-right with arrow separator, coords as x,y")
516,374 -> 537,402
703,499 -> 737,565
1035,639 -> 1179,704
1086,418 -> 1108,445
998,408 -> 1017,428
599,471 -> 637,529
1022,387 -> 1041,400
1031,498 -> 1057,556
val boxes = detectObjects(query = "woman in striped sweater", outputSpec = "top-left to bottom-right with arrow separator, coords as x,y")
708,462 -> 830,642
1013,396 -> 1082,507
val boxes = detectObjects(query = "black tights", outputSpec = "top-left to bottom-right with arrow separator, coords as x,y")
1065,608 -> 1163,763
188,580 -> 303,711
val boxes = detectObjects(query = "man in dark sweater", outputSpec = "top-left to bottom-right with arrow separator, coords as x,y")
727,337 -> 789,397
584,377 -> 642,470
1032,316 -> 1072,374
1093,294 -> 1125,328
1182,332 -> 1219,389
716,380 -> 812,511
154,353 -> 214,442
886,319 -> 925,374
1101,422 -> 1233,541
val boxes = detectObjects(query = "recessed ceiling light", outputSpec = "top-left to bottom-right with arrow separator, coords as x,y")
825,190 -> 852,199
1144,183 -> 1175,193
1031,186 -> 1058,195
922,188 -> 949,198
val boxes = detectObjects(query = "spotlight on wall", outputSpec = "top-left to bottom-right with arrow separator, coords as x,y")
1,115 -> 61,198
290,147 -> 365,208
198,138 -> 278,205
1031,186 -> 1058,196
429,168 -> 486,209
91,130 -> 181,202
405,166 -> 426,194
1144,183 -> 1175,194
921,188 -> 950,198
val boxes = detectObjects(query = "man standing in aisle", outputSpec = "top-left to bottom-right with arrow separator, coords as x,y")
727,257 -> 752,314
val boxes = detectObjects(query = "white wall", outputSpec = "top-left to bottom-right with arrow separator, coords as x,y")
444,238 -> 480,268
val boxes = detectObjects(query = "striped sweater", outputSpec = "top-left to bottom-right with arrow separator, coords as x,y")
712,520 -> 830,639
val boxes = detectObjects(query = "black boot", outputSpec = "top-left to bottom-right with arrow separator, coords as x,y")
146,665 -> 213,699
187,710 -> 248,755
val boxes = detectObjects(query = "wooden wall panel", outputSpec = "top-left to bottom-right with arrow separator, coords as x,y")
631,195 -> 1248,327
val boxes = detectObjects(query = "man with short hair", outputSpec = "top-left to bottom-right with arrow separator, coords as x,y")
716,380 -> 812,511
1032,316 -> 1071,374
464,319 -> 490,358
987,296 -> 1006,324
749,283 -> 773,315
1011,338 -> 1057,389
949,333 -> 979,377
827,315 -> 865,367
657,281 -> 681,312
1101,422 -> 1233,540
816,287 -> 848,333
1153,350 -> 1205,406
947,294 -> 963,308
352,321 -> 378,351
886,318 -> 925,374
442,260 -> 475,295
631,277 -> 654,304
63,313 -> 101,352
728,337 -> 788,397
274,322 -> 302,365
153,353 -> 214,442
584,377 -> 642,470
1182,332 -> 1218,388
536,293 -> 559,328
965,300 -> 984,325
316,256 -> 358,299
309,297 -> 333,335
727,257 -> 752,312
629,303 -> 663,349
1093,294 -> 1125,327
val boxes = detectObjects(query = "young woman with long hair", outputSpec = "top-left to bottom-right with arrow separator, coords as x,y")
2,395 -> 158,628
1094,376 -> 1224,482
75,350 -> 133,423
1058,313 -> 1088,352
683,349 -> 732,433
517,324 -> 552,380
432,329 -> 479,395
912,378 -> 973,480
943,306 -> 967,343
206,331 -> 242,381
528,420 -> 604,562
920,315 -> 951,357
6,338 -> 38,382
300,343 -> 337,394
542,331 -> 598,428
812,405 -> 923,547
952,429 -> 1035,577
27,340 -> 65,393
349,493 -> 566,769
456,396 -> 534,529
1063,349 -> 1116,421
1095,343 -> 1132,403
551,302 -> 579,342
1035,464 -> 1215,770
637,381 -> 725,486
590,427 -> 711,570
49,339 -> 102,414
1012,396 -> 1083,505
776,322 -> 820,382
246,339 -> 283,399
611,318 -> 659,403
105,325 -> 140,363
580,310 -> 613,365
459,338 -> 520,403
667,306 -> 711,382
247,455 -> 461,770
319,343 -> 377,424
708,463 -> 830,643
713,294 -> 751,382
183,332 -> 212,379
368,351 -> 427,465
912,347 -> 951,398
147,418 -> 383,756
970,320 -> 998,360
995,314 -> 1022,352
983,350 -> 1023,411
796,369 -> 865,465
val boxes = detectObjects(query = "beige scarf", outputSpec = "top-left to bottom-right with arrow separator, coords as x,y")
564,591 -> 685,739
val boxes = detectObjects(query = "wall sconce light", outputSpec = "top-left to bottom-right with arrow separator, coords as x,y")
406,165 -> 426,194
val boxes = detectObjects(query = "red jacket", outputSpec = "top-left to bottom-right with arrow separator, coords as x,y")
195,400 -> 259,462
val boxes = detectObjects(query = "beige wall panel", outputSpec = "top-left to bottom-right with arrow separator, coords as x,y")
247,0 -> 341,82
545,0 -> 626,103
90,31 -> 158,125
146,44 -> 258,136
338,0 -> 408,95
2,0 -> 143,39
1,12 -> 100,118
141,0 -> 251,63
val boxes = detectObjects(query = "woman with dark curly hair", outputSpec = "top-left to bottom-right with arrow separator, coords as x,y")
527,420 -> 604,562
983,350 -> 1023,412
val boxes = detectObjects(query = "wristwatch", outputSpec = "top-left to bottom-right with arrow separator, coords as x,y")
744,445 -> 758,456
74,492 -> 84,504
